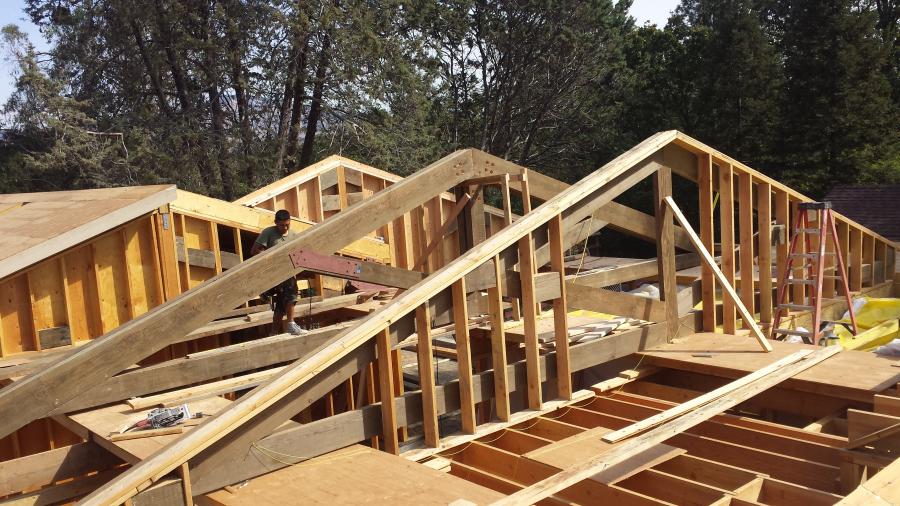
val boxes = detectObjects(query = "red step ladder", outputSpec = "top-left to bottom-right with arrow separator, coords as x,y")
771,201 -> 858,345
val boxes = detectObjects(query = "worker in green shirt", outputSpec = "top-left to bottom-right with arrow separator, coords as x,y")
251,210 -> 307,335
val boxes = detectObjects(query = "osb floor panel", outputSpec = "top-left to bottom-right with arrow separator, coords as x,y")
200,445 -> 504,505
63,397 -> 231,464
641,332 -> 900,402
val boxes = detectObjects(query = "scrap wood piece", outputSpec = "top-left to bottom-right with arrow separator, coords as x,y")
590,366 -> 659,393
110,427 -> 183,442
490,345 -> 841,506
664,196 -> 773,352
601,349 -> 816,443
126,367 -> 284,410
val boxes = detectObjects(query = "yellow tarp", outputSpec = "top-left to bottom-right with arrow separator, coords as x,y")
833,297 -> 900,351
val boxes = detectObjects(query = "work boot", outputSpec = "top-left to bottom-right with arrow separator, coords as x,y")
287,322 -> 308,336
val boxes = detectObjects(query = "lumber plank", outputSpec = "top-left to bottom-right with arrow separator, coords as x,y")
565,283 -> 666,322
452,278 -> 478,433
518,227 -> 543,410
698,153 -> 716,332
487,256 -> 511,421
548,214 -> 572,400
491,345 -> 841,505
415,304 -> 440,447
654,166 -> 678,338
757,182 -> 773,329
665,197 -> 772,351
738,171 -> 755,326
719,163 -> 737,334
376,328 -> 399,454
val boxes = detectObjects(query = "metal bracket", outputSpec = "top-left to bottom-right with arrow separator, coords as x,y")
289,248 -> 362,278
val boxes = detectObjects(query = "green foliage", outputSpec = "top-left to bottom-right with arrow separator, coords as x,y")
0,0 -> 895,207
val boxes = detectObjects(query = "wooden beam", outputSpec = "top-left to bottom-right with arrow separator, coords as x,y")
452,278 -> 478,434
738,171 -> 755,326
654,166 -> 678,338
719,163 -> 737,333
488,256 -> 511,421
565,283 -> 666,322
569,253 -> 700,289
491,345 -> 840,505
698,154 -> 716,332
757,182 -> 773,328
415,304 -> 440,447
665,197 -> 772,352
376,328 -> 399,454
548,214 -> 571,400
518,227 -> 542,410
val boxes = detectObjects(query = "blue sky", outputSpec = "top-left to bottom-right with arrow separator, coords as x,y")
0,1 -> 50,103
0,0 -> 679,105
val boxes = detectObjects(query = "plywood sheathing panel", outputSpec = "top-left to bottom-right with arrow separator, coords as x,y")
0,185 -> 176,280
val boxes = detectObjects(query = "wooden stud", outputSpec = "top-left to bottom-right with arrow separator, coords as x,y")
415,304 -> 440,447
518,228 -> 543,410
548,214 -> 572,400
375,328 -> 399,455
863,235 -> 876,287
791,201 -> 806,304
500,175 -> 522,322
718,163 -> 737,334
738,171 -> 755,327
208,222 -> 222,275
178,214 -> 192,291
391,349 -> 407,442
119,228 -> 137,321
850,228 -> 863,292
757,182 -> 773,329
654,166 -> 678,339
452,278 -> 478,434
366,362 -> 379,449
335,166 -> 349,211
698,154 -> 716,332
836,220 -> 850,296
774,191 -> 790,307
487,256 -> 511,421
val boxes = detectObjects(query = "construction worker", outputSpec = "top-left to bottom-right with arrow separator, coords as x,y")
251,209 -> 307,335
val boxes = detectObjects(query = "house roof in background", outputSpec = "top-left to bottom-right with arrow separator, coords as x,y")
825,185 -> 900,242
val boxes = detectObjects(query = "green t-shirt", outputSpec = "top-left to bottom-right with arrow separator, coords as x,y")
255,226 -> 293,249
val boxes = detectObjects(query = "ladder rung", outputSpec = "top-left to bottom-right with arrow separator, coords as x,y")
789,252 -> 834,260
773,328 -> 813,338
796,228 -> 820,233
778,303 -> 814,311
786,278 -> 816,285
822,275 -> 843,280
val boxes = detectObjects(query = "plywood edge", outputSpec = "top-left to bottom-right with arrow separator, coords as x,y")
0,185 -> 176,280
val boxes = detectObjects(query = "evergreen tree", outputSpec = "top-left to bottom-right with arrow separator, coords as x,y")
775,0 -> 898,196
